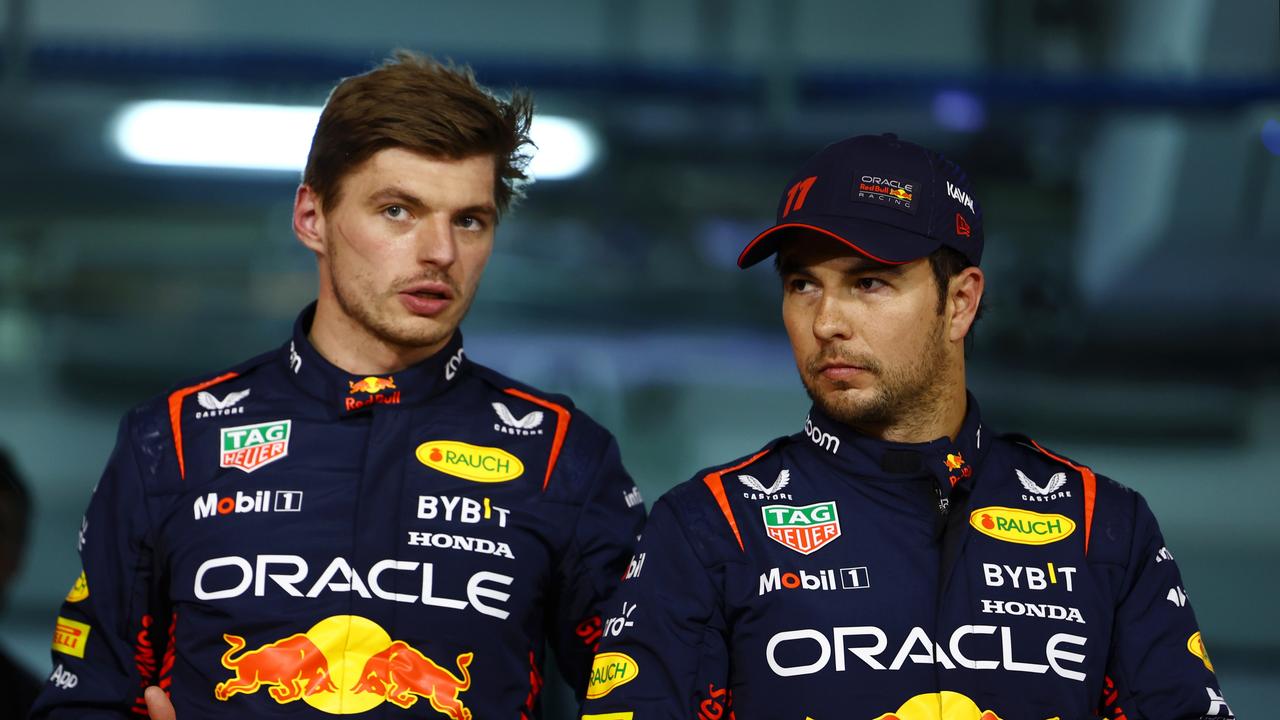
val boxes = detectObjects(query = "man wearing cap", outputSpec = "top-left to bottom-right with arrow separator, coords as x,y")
578,134 -> 1232,719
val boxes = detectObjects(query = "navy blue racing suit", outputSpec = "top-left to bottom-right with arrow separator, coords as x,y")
31,304 -> 646,719
580,395 -> 1233,720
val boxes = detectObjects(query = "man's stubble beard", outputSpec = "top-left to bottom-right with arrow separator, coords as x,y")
801,312 -> 950,432
327,238 -> 468,352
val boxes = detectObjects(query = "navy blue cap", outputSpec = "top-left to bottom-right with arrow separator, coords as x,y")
738,133 -> 984,268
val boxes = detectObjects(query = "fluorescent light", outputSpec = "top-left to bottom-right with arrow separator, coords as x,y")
527,115 -> 599,180
113,100 -> 600,179
114,100 -> 320,172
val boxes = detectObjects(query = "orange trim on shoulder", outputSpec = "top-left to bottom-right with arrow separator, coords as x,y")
1029,439 -> 1097,557
503,388 -> 570,492
167,372 -> 239,480
703,448 -> 773,552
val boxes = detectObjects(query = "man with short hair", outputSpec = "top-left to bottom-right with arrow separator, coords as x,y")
579,134 -> 1232,719
31,52 -> 645,719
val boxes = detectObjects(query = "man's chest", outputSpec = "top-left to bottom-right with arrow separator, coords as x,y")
717,469 -> 1116,716
157,409 -> 573,626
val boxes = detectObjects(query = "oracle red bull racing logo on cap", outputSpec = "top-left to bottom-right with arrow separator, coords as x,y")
416,441 -> 524,483
969,506 -> 1075,546
219,420 -> 291,473
872,691 -> 1003,720
854,175 -> 916,213
216,615 -> 473,718
761,501 -> 841,555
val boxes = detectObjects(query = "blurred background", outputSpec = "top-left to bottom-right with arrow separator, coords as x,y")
1,0 -> 1277,715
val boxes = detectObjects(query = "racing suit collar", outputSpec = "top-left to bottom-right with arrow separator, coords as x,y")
283,302 -> 468,416
799,392 -> 987,487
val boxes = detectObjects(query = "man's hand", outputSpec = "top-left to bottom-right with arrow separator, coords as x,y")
144,686 -> 175,720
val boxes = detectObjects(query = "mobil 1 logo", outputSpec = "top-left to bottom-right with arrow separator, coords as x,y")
193,490 -> 303,520
759,566 -> 870,596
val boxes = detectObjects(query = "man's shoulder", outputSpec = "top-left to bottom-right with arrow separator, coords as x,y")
461,360 -> 633,503
464,360 -> 619,444
672,439 -> 790,500
992,431 -> 1136,499
137,344 -> 281,406
116,345 -> 285,479
127,345 -> 280,420
652,438 -> 791,549
465,361 -> 577,411
989,431 -> 1147,562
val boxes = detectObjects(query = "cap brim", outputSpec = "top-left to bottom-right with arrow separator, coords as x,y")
737,217 -> 942,268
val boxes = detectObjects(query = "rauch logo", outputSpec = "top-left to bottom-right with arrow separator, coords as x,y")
969,506 -> 1075,546
416,441 -> 524,483
586,652 -> 638,699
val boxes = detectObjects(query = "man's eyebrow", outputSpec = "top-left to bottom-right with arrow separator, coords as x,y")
456,203 -> 497,218
369,188 -> 424,207
366,192 -> 497,219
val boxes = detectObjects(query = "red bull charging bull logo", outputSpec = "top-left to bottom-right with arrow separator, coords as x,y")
943,453 -> 972,486
872,691 -> 1003,720
349,376 -> 397,394
347,376 -> 401,411
216,615 -> 473,718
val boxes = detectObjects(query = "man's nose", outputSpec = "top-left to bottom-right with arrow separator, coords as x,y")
812,295 -> 853,341
415,215 -> 458,267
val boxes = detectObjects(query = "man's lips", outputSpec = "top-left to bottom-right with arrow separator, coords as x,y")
815,360 -> 874,382
819,364 -> 867,380
397,281 -> 456,317
400,281 -> 455,300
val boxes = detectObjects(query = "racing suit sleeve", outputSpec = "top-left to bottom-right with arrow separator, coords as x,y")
30,414 -> 169,719
579,496 -> 731,720
549,432 -> 647,699
1098,491 -> 1234,720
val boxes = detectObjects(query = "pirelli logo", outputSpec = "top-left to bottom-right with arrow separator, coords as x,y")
52,616 -> 90,658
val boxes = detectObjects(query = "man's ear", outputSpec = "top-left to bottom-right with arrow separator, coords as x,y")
947,266 -> 985,343
293,185 -> 325,255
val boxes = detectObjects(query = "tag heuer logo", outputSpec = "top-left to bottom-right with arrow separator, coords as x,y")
761,501 -> 841,555
220,420 -> 291,473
